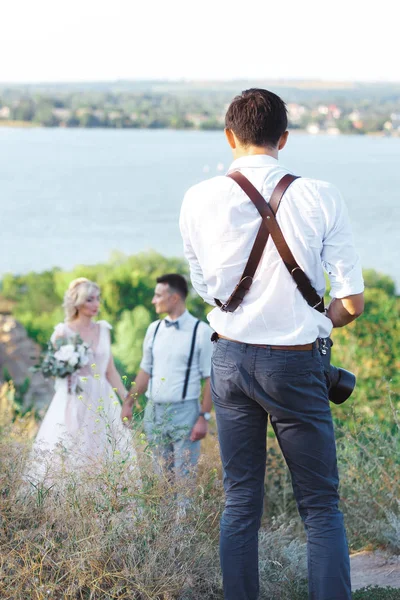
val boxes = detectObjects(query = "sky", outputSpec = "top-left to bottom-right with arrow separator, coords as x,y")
1,0 -> 399,84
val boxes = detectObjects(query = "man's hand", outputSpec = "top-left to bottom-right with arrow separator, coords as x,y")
190,416 -> 208,442
121,402 -> 133,426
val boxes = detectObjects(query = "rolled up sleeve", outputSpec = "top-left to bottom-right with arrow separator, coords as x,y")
321,185 -> 364,298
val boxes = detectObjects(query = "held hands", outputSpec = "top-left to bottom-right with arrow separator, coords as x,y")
121,385 -> 140,426
190,416 -> 208,442
121,387 -> 137,425
121,401 -> 133,426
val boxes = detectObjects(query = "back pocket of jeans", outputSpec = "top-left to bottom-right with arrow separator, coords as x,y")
212,344 -> 238,374
212,361 -> 238,376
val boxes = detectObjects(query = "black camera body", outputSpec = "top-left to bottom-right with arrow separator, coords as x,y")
318,338 -> 356,405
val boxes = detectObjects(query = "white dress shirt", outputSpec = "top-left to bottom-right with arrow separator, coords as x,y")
179,155 -> 364,345
140,310 -> 213,403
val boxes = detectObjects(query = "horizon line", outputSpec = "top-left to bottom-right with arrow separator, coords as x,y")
1,77 -> 400,87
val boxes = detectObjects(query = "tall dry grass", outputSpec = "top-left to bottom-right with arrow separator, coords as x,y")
1,429 -> 221,598
1,383 -> 399,599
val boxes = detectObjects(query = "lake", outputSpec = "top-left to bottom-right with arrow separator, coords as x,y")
1,127 -> 399,289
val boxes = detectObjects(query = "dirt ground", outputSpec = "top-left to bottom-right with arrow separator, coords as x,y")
351,551 -> 400,590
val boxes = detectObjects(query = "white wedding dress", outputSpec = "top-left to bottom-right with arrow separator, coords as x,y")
27,320 -> 138,483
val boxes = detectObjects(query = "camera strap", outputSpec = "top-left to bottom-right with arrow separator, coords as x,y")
216,171 -> 324,314
215,172 -> 300,311
216,172 -> 358,406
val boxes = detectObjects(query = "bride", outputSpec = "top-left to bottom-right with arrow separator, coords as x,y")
28,277 -> 137,481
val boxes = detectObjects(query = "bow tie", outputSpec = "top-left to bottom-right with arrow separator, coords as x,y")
164,319 -> 179,329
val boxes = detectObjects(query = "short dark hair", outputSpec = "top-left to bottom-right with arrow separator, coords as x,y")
225,88 -> 288,148
156,273 -> 188,299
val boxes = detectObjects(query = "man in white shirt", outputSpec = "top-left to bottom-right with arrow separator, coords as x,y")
121,273 -> 213,479
180,89 -> 364,600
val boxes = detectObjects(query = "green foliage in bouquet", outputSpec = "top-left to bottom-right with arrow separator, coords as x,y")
32,335 -> 90,379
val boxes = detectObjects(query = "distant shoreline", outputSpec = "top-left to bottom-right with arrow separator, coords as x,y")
0,121 -> 394,138
0,120 -> 40,128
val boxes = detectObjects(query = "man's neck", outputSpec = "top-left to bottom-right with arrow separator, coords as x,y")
233,145 -> 278,160
167,306 -> 186,321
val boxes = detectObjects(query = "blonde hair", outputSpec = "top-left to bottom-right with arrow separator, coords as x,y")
63,278 -> 101,321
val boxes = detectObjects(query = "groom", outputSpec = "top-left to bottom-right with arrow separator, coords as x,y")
121,273 -> 213,478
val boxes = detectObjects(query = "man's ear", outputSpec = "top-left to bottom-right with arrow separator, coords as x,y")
225,128 -> 236,149
172,292 -> 181,305
278,130 -> 289,151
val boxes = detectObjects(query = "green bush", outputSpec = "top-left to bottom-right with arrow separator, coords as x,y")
0,251 -> 211,351
1,258 -> 399,431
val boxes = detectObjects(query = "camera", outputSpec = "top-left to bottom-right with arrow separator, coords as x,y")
318,338 -> 356,405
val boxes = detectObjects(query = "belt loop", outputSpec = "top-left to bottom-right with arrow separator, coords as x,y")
266,345 -> 272,358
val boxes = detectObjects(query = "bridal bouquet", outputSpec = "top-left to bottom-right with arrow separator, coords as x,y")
33,335 -> 90,380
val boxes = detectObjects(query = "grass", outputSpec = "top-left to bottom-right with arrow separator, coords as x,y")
0,436 -> 223,599
0,382 -> 399,599
260,395 -> 400,554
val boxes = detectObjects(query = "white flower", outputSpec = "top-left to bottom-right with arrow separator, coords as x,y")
54,344 -> 76,363
67,352 -> 80,367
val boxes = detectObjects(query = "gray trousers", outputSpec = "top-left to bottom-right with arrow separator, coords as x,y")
211,337 -> 351,600
143,398 -> 200,478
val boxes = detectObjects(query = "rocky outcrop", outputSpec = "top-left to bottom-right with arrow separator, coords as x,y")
0,315 -> 53,408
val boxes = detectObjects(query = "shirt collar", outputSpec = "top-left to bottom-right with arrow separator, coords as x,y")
165,309 -> 189,326
227,154 -> 279,172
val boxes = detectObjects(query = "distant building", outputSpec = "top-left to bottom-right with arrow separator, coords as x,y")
390,113 -> 400,130
186,113 -> 209,127
287,103 -> 306,122
76,108 -> 91,117
328,104 -> 341,119
52,108 -> 71,120
307,124 -> 320,135
0,106 -> 11,119
108,111 -> 122,120
349,110 -> 361,122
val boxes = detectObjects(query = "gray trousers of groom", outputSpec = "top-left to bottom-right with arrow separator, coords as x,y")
211,337 -> 351,600
143,398 -> 200,478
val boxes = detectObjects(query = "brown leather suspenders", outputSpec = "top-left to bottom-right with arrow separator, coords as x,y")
215,171 -> 325,314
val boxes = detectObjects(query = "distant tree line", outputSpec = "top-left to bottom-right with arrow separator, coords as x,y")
1,81 -> 400,134
0,88 -> 227,130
